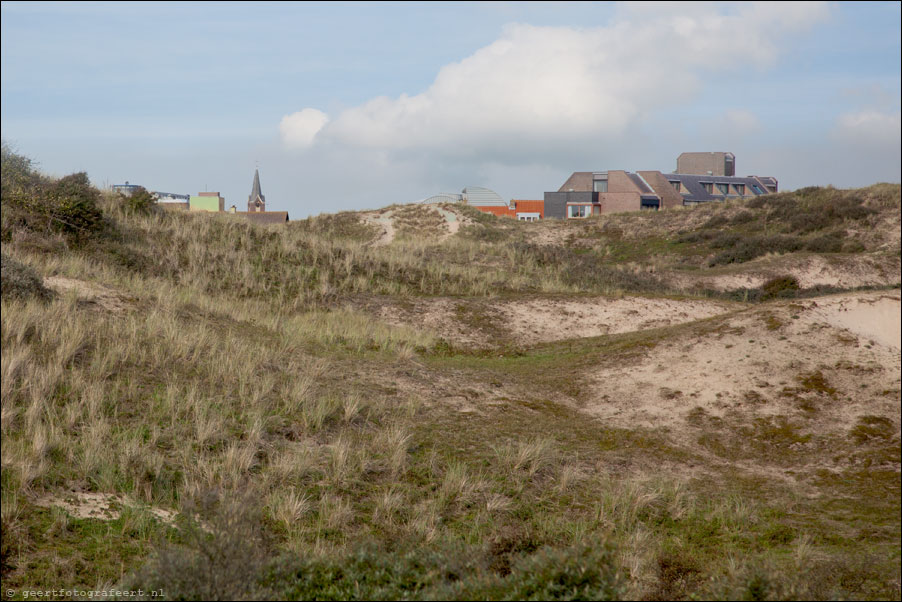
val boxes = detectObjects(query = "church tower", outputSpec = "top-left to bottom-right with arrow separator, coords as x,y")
248,169 -> 265,212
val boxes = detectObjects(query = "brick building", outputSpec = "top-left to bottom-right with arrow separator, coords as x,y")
543,153 -> 777,218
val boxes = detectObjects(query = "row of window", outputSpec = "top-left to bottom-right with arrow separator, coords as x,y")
595,176 -> 769,197
670,180 -> 766,196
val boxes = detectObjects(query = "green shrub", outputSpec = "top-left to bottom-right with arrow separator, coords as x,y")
760,275 -> 800,300
126,492 -> 270,600
1,141 -> 44,196
805,231 -> 846,253
263,543 -> 623,601
709,235 -> 803,266
729,210 -> 756,225
702,214 -> 729,229
0,253 -> 52,301
490,545 -> 623,601
119,187 -> 158,216
3,171 -> 105,241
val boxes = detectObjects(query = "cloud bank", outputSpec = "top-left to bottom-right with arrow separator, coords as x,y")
280,2 -> 830,163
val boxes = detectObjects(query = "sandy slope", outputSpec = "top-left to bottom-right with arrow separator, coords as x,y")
375,295 -> 737,347
583,290 -> 901,453
667,254 -> 901,292
359,204 -> 472,246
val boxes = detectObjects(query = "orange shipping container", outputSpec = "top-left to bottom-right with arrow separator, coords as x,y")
474,205 -> 517,218
512,200 -> 544,218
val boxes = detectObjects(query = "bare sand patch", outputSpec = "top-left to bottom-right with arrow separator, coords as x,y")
35,491 -> 177,524
583,291 -> 901,453
670,254 -> 900,292
808,292 -> 900,350
359,209 -> 396,246
501,296 -> 735,346
359,204 -> 473,246
43,276 -> 132,311
375,295 -> 737,347
433,204 -> 473,239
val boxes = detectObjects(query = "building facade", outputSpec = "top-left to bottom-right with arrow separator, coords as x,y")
189,192 -> 225,212
544,154 -> 777,218
676,152 -> 735,176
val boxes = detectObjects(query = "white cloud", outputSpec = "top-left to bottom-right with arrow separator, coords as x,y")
279,108 -> 329,149
834,109 -> 902,148
720,109 -> 761,134
280,2 -> 829,165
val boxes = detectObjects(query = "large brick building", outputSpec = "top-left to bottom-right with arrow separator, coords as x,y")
677,152 -> 735,177
543,153 -> 777,219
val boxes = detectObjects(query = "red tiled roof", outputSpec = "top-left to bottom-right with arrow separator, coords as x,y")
235,211 -> 289,223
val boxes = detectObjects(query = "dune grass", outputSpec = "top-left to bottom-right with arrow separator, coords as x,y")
1,148 -> 899,600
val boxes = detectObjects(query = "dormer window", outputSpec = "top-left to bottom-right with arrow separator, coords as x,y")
733,184 -> 745,195
700,182 -> 714,194
669,180 -> 681,192
593,174 -> 608,193
716,183 -> 730,195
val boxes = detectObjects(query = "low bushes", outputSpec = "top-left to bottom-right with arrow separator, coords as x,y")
0,253 -> 52,301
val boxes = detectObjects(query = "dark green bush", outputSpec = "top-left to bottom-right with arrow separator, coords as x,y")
760,275 -> 800,300
126,492 -> 270,601
708,232 -> 743,249
805,231 -> 846,253
709,235 -> 803,266
730,210 -> 756,225
676,230 -> 716,244
702,214 -> 729,229
119,187 -> 157,216
3,171 -> 105,240
489,545 -> 623,601
788,211 -> 833,234
0,253 -> 52,301
261,543 -> 623,601
1,141 -> 43,197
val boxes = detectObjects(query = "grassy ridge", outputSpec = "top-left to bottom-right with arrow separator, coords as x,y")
1,146 -> 899,600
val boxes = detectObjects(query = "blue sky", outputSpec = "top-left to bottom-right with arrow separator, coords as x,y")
2,1 -> 900,218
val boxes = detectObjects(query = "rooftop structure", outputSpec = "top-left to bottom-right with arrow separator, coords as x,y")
111,182 -> 143,197
544,154 -> 777,218
248,169 -> 266,212
418,186 -> 506,206
677,152 -> 735,176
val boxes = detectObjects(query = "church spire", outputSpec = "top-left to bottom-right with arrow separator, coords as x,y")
248,169 -> 265,212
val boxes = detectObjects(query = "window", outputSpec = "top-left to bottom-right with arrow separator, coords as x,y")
750,184 -> 764,195
733,184 -> 745,195
568,205 -> 589,218
593,179 -> 608,193
700,182 -> 713,193
670,180 -> 681,192
716,183 -> 730,195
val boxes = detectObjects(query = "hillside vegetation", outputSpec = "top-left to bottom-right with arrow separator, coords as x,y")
2,144 -> 900,600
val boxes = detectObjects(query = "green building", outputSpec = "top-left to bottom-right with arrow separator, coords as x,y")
189,192 -> 224,212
